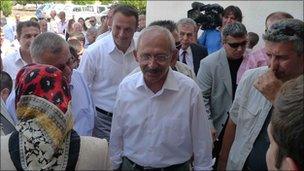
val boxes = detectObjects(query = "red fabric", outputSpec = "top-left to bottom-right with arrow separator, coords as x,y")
15,64 -> 71,113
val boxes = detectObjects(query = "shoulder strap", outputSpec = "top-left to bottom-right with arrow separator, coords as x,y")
65,130 -> 81,171
8,131 -> 23,171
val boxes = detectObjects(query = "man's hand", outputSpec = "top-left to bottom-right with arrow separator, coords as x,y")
254,70 -> 283,103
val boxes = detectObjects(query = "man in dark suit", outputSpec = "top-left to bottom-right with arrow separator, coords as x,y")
177,18 -> 208,75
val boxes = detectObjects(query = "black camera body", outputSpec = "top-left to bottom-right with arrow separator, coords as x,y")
187,2 -> 224,30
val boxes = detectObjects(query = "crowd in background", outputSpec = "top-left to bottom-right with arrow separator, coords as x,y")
0,3 -> 303,171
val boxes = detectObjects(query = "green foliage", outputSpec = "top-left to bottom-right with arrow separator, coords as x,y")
71,0 -> 95,5
0,1 -> 13,17
16,0 -> 27,6
16,0 -> 64,5
99,0 -> 113,5
118,0 -> 147,14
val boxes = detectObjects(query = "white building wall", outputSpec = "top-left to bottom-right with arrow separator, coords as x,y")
146,1 -> 303,49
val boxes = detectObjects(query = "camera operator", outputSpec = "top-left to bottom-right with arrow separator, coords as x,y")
197,5 -> 243,54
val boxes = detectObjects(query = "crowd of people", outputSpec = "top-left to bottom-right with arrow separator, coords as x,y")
0,3 -> 303,171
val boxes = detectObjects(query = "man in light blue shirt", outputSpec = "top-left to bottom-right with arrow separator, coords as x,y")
6,32 -> 95,136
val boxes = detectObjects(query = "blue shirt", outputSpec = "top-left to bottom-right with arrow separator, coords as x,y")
3,24 -> 15,42
5,69 -> 96,136
198,29 -> 222,55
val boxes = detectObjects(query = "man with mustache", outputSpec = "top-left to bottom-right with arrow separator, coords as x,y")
110,26 -> 213,171
218,19 -> 303,171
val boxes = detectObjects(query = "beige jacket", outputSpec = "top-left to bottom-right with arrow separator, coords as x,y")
1,135 -> 112,170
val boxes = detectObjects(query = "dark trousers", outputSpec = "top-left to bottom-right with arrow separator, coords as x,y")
212,117 -> 229,170
121,157 -> 190,171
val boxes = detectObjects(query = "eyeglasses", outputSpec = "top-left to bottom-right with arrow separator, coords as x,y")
227,41 -> 247,49
140,54 -> 170,63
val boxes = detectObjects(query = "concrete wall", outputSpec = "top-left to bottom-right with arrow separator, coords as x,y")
146,1 -> 303,49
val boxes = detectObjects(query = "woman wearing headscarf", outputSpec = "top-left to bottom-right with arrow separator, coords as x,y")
1,64 -> 111,170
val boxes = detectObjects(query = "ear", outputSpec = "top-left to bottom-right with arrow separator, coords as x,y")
170,48 -> 178,66
0,88 -> 10,102
282,156 -> 299,171
133,50 -> 139,63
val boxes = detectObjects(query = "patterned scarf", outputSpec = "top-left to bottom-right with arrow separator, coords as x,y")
14,64 -> 74,170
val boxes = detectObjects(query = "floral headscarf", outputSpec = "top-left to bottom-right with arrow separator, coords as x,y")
14,64 -> 74,170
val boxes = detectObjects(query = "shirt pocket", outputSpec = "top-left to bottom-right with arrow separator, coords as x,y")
240,103 -> 261,133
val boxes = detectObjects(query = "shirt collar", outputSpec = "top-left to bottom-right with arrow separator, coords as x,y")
179,46 -> 191,55
106,31 -> 135,54
14,49 -> 24,64
136,68 -> 179,92
106,32 -> 136,55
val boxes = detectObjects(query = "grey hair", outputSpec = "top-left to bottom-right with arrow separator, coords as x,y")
87,26 -> 98,35
263,19 -> 303,55
222,21 -> 247,40
177,18 -> 196,28
137,25 -> 176,52
30,32 -> 68,62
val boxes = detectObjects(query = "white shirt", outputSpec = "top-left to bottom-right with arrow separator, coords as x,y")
5,70 -> 96,136
2,49 -> 28,83
110,68 -> 213,170
48,18 -> 59,33
179,47 -> 194,70
95,30 -> 111,41
1,39 -> 18,59
57,20 -> 68,35
78,33 -> 138,112
3,24 -> 15,42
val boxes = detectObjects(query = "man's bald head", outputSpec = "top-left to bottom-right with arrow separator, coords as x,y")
265,12 -> 294,31
137,26 -> 176,52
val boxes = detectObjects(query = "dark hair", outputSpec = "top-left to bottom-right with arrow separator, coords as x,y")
30,17 -> 38,22
113,4 -> 139,27
78,17 -> 87,31
0,71 -> 13,93
69,45 -> 80,69
271,75 -> 304,170
247,32 -> 259,49
17,21 -> 40,38
149,20 -> 177,33
223,5 -> 243,22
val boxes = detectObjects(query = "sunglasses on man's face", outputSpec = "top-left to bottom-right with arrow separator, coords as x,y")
227,41 -> 247,49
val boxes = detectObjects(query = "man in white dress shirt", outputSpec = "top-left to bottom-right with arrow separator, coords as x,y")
110,26 -> 213,171
57,11 -> 68,37
3,21 -> 40,83
5,32 -> 95,136
78,5 -> 139,140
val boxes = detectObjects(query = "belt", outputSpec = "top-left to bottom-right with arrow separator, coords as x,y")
125,157 -> 188,171
95,107 -> 113,117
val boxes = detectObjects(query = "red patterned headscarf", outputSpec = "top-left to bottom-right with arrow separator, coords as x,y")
14,64 -> 74,170
15,64 -> 71,114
